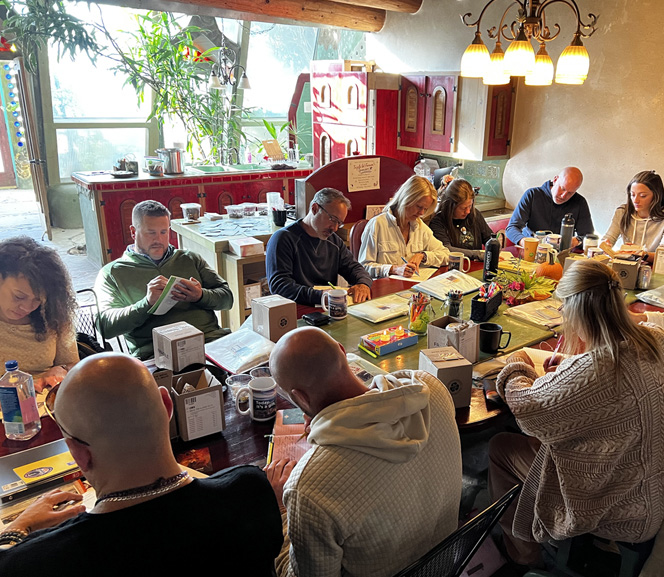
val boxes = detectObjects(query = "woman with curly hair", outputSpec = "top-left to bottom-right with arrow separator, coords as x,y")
0,236 -> 78,391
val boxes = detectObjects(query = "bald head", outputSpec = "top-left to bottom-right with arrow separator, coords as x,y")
55,353 -> 171,461
551,167 -> 583,204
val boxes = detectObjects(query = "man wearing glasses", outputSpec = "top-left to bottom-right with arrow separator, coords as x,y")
266,188 -> 372,306
95,200 -> 233,359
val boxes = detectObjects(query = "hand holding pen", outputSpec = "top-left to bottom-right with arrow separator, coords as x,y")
544,335 -> 564,372
399,256 -> 419,278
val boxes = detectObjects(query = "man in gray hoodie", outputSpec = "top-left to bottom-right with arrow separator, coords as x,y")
265,327 -> 462,577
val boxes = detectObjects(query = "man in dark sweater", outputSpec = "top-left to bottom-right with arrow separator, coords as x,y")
266,188 -> 372,306
506,167 -> 595,247
0,354 -> 283,575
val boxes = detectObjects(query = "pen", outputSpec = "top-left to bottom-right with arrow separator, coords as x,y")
328,282 -> 336,289
401,257 -> 419,277
551,334 -> 564,363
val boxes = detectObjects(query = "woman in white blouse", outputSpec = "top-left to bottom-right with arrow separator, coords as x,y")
359,176 -> 450,279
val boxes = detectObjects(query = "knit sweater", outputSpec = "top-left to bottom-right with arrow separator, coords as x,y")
601,205 -> 664,252
359,211 -> 450,279
276,370 -> 462,577
429,208 -> 494,260
496,326 -> 664,545
95,247 -> 233,359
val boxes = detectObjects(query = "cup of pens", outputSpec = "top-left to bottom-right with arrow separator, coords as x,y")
408,293 -> 433,334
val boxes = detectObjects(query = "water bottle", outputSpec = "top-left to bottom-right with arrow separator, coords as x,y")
0,360 -> 41,441
414,159 -> 429,178
483,234 -> 501,281
560,213 -> 575,252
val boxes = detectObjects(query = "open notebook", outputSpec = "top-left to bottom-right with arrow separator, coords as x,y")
348,291 -> 412,323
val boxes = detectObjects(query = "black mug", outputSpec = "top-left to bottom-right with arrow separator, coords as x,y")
272,210 -> 287,227
479,322 -> 512,354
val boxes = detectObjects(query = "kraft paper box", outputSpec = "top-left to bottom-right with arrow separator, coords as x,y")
252,295 -> 297,343
611,258 -> 639,290
562,253 -> 586,273
227,237 -> 264,257
144,361 -> 177,439
153,321 -> 205,372
427,316 -> 479,364
171,368 -> 225,442
419,347 -> 472,408
244,279 -> 262,309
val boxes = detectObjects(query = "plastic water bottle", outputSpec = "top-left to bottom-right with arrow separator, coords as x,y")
0,360 -> 41,441
414,159 -> 429,178
483,234 -> 501,281
560,213 -> 575,252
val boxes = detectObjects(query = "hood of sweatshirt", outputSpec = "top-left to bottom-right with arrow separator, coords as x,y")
306,369 -> 432,464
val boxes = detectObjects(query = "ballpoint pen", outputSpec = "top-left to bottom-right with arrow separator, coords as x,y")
401,257 -> 419,277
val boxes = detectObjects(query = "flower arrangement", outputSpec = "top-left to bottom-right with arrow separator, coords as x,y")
496,269 -> 558,306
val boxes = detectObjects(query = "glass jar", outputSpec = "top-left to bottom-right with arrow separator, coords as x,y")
638,264 -> 652,290
408,294 -> 433,334
443,290 -> 464,319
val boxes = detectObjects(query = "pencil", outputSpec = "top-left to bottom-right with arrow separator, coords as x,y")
328,282 -> 336,289
358,343 -> 378,359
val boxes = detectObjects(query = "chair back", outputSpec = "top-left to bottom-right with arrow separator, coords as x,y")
350,219 -> 369,260
392,485 -> 521,577
75,288 -> 122,353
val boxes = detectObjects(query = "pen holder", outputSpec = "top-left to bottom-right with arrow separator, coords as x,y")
470,289 -> 503,323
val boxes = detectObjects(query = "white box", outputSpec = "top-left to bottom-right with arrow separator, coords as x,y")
227,237 -> 264,257
171,368 -> 225,442
419,347 -> 473,408
153,321 -> 205,372
244,280 -> 262,309
251,295 -> 297,343
612,258 -> 639,290
427,316 -> 479,364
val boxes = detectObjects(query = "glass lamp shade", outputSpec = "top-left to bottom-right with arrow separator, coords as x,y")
237,72 -> 251,90
483,44 -> 510,85
555,36 -> 589,84
209,73 -> 224,90
503,28 -> 535,76
525,45 -> 554,86
461,32 -> 491,78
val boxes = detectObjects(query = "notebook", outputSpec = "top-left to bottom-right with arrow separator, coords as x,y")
347,291 -> 412,323
412,270 -> 484,300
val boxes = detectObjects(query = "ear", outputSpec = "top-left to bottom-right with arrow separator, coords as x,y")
311,203 -> 320,216
552,175 -> 559,185
290,388 -> 313,417
158,386 -> 174,420
130,224 -> 137,240
337,342 -> 346,355
65,438 -> 92,473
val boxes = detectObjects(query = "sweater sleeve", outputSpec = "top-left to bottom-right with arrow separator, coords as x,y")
506,191 -> 534,245
419,222 -> 450,267
336,237 -> 373,288
358,217 -> 393,279
601,206 -> 625,248
190,252 -> 234,312
94,267 -> 152,339
574,195 -> 595,238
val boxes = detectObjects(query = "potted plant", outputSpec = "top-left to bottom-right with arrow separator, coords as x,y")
496,269 -> 558,306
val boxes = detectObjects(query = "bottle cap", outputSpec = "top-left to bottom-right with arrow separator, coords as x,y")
5,360 -> 18,371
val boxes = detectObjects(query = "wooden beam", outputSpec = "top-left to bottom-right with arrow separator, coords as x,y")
331,0 -> 421,14
165,0 -> 387,32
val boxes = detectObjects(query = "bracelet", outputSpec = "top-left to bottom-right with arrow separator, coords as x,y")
0,529 -> 29,546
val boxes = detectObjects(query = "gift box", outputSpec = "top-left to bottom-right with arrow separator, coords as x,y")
427,316 -> 479,363
419,347 -> 473,408
470,289 -> 503,323
360,327 -> 419,356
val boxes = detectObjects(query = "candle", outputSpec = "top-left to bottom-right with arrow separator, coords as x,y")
380,330 -> 391,342
395,326 -> 404,337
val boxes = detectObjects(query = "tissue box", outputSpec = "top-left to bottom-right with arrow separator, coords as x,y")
171,368 -> 225,442
227,237 -> 264,257
470,289 -> 503,323
251,295 -> 297,342
419,347 -> 472,408
612,258 -> 639,290
427,316 -> 479,364
153,321 -> 205,372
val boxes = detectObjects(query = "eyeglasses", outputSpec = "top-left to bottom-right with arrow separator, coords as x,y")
318,204 -> 345,229
45,384 -> 90,446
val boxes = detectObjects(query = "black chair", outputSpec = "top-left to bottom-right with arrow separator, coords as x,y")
75,288 -> 120,353
392,485 -> 521,577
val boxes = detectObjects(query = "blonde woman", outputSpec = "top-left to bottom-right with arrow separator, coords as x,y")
359,176 -> 450,278
488,259 -> 664,566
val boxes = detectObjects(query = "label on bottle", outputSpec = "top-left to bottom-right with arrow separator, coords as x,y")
0,387 -> 26,435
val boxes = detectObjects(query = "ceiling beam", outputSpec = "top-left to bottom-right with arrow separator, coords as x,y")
331,0 -> 421,14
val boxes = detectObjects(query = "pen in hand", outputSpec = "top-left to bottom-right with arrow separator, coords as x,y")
401,257 -> 419,277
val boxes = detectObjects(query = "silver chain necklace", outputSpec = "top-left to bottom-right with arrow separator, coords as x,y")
95,471 -> 190,505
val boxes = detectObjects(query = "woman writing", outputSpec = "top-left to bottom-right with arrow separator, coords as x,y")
429,178 -> 494,260
0,237 -> 78,391
358,176 -> 449,278
488,259 -> 664,566
600,170 -> 664,263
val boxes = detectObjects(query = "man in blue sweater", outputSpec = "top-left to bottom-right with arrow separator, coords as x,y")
506,167 -> 595,248
266,188 -> 372,306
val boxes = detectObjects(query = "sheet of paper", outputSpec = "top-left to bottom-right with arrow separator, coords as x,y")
412,269 -> 485,300
270,434 -> 311,464
348,157 -> 380,192
495,347 -> 568,378
348,292 -> 412,323
389,267 -> 438,282
503,298 -> 563,329
148,275 -> 185,315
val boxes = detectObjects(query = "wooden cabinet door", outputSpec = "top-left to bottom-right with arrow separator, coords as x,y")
399,75 -> 426,149
486,81 -> 514,158
423,75 -> 455,153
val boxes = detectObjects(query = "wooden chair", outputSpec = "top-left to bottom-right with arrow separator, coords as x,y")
349,218 -> 369,260
392,485 -> 521,577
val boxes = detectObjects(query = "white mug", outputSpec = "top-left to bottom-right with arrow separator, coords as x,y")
321,289 -> 348,320
235,377 -> 277,421
535,243 -> 558,264
546,234 -> 562,250
449,252 -> 471,273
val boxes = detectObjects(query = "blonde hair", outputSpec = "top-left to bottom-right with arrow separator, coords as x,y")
387,176 -> 437,225
556,259 -> 662,365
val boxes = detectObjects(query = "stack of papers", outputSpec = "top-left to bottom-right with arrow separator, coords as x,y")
388,267 -> 438,282
348,292 -> 412,323
503,298 -> 563,329
412,270 -> 485,300
637,284 -> 664,308
148,276 -> 184,315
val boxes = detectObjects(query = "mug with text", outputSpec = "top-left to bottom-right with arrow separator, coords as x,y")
546,234 -> 562,251
479,322 -> 512,354
535,243 -> 558,264
535,230 -> 552,245
321,289 -> 348,320
449,252 -> 471,273
235,377 -> 277,422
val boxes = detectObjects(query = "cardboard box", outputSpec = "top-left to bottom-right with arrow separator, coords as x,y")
612,258 -> 639,290
427,316 -> 479,364
227,237 -> 264,257
153,321 -> 205,372
562,253 -> 586,273
244,280 -> 262,309
251,295 -> 297,342
419,347 -> 473,408
171,368 -> 225,442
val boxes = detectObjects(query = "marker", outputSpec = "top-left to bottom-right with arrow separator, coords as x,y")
358,344 -> 378,359
328,282 -> 336,289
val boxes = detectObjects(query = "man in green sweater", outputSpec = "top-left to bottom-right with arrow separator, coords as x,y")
95,201 -> 233,359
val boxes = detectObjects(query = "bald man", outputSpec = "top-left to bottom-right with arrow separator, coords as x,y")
506,167 -> 595,247
0,353 -> 283,575
264,327 -> 462,577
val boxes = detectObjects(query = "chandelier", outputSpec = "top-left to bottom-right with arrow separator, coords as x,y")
460,0 -> 598,86
209,44 -> 251,91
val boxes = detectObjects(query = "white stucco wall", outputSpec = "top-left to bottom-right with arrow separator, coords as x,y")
366,0 -> 664,235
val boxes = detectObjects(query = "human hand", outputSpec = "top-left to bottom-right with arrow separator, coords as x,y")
543,354 -> 562,372
7,489 -> 85,534
146,275 -> 169,306
392,263 -> 418,278
409,253 -> 424,273
171,277 -> 203,303
33,366 -> 68,393
263,459 -> 297,510
348,284 -> 371,303
506,351 -> 534,367
630,311 -> 648,323
570,237 -> 581,249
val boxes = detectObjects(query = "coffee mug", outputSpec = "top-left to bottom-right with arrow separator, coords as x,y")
321,289 -> 348,320
479,322 -> 512,354
535,230 -> 552,244
535,243 -> 558,264
235,377 -> 277,421
272,210 -> 287,227
546,234 -> 562,250
522,237 -> 539,262
449,252 -> 471,273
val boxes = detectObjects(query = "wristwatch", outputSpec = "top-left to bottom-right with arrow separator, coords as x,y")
420,252 -> 427,265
